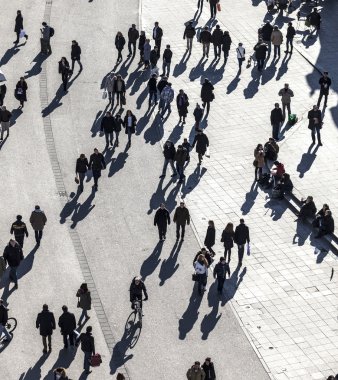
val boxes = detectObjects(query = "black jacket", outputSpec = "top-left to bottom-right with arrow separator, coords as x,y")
221,230 -> 234,249
261,23 -> 273,41
36,310 -> 56,336
0,304 -> 9,325
234,224 -> 250,245
101,115 -> 115,133
204,226 -> 215,247
271,107 -> 284,125
71,43 -> 81,60
201,82 -> 214,103
79,332 -> 95,353
114,116 -> 123,132
89,153 -> 106,171
58,60 -> 70,75
58,311 -> 76,335
184,25 -> 196,39
213,262 -> 230,279
138,34 -> 146,50
173,207 -> 190,225
163,48 -> 173,63
308,109 -> 322,129
76,157 -> 89,174
129,279 -> 148,301
193,133 -> 209,154
153,26 -> 163,40
319,76 -> 331,94
299,201 -> 317,219
212,28 -> 223,45
115,35 -> 126,50
222,33 -> 232,51
3,242 -> 23,267
163,142 -> 176,160
254,42 -> 268,59
321,215 -> 334,234
154,208 -> 170,227
15,14 -> 24,33
148,77 -> 157,92
157,79 -> 168,94
128,27 -> 139,43
202,362 -> 216,380
150,49 -> 158,64
193,107 -> 203,122
10,220 -> 28,237
0,109 -> 12,122
199,30 -> 212,43
286,25 -> 296,39
114,79 -> 126,93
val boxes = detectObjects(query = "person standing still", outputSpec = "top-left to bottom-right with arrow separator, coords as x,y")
173,202 -> 190,240
58,305 -> 76,349
271,26 -> 283,60
285,22 -> 295,55
236,43 -> 245,72
10,215 -> 29,249
162,45 -> 173,77
29,205 -> 47,246
154,203 -> 171,241
40,22 -> 52,55
75,154 -> 89,192
78,326 -> 95,375
270,103 -> 284,141
213,257 -> 230,295
278,83 -> 294,119
89,148 -> 106,191
127,24 -> 139,57
204,220 -> 216,256
0,106 -> 12,140
3,239 -> 23,289
152,22 -> 163,57
14,10 -> 28,44
317,71 -> 331,108
36,304 -> 56,354
77,283 -> 92,326
71,40 -> 82,72
234,219 -> 250,266
183,22 -> 196,52
308,105 -> 322,146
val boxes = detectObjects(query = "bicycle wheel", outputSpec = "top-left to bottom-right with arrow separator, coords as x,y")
6,318 -> 17,334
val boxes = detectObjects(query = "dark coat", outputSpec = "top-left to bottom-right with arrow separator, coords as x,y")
58,60 -> 70,75
128,27 -> 139,43
299,200 -> 317,219
79,332 -> 95,354
76,157 -> 89,174
204,226 -> 215,247
150,49 -> 158,65
71,43 -> 81,60
193,133 -> 209,154
76,289 -> 92,310
163,48 -> 173,63
176,93 -> 189,116
213,262 -> 230,279
157,79 -> 168,94
138,34 -> 146,50
114,116 -> 123,132
89,153 -> 106,171
15,14 -> 24,33
3,242 -> 23,267
114,79 -> 126,93
234,223 -> 250,245
154,208 -> 170,227
286,25 -> 296,39
199,30 -> 212,43
0,304 -> 9,325
321,215 -> 334,234
101,116 -> 115,133
123,114 -> 137,134
222,33 -> 232,51
129,279 -> 148,301
308,109 -> 322,130
173,206 -> 190,225
115,35 -> 126,50
10,220 -> 28,237
148,77 -> 157,92
271,107 -> 284,125
261,23 -> 273,41
153,26 -> 163,40
254,42 -> 268,59
58,311 -> 76,335
175,148 -> 187,167
0,109 -> 12,122
319,76 -> 331,95
212,28 -> 223,45
221,230 -> 234,249
36,310 -> 56,336
184,25 -> 196,39
193,107 -> 203,122
15,81 -> 28,102
202,362 -> 216,380
163,142 -> 176,160
201,82 -> 214,103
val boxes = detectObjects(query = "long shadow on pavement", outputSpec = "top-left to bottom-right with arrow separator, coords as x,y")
296,142 -> 319,178
178,287 -> 203,340
24,53 -> 48,79
60,190 -> 81,224
70,190 -> 96,229
240,181 -> 259,215
158,241 -> 182,285
18,355 -> 48,379
148,177 -> 176,215
200,281 -> 222,340
42,348 -> 77,380
0,45 -> 22,66
221,264 -> 247,307
108,146 -> 129,177
18,246 -> 38,279
140,241 -> 163,280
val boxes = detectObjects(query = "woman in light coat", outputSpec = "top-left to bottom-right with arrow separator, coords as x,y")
105,72 -> 116,106
194,254 -> 208,295
254,144 -> 265,181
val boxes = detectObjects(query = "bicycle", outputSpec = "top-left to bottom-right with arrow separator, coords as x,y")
0,317 -> 17,342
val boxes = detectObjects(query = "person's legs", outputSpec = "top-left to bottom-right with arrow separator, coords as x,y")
238,244 -> 244,264
206,43 -> 210,57
162,158 -> 169,176
71,59 -> 75,71
273,45 -> 277,58
104,133 -> 109,146
316,127 -> 322,145
188,38 -> 193,51
197,274 -> 203,294
47,335 -> 52,350
176,223 -> 180,239
217,276 -> 225,293
157,225 -> 162,240
63,334 -> 68,348
69,331 -> 75,346
128,41 -> 132,55
79,172 -> 85,191
181,224 -> 186,240
93,170 -> 99,188
38,230 -> 43,242
272,123 -> 280,140
127,129 -> 132,144
277,45 -> 281,57
282,102 -> 286,119
0,324 -> 11,341
286,103 -> 291,116
42,336 -> 47,352
78,308 -> 88,325
206,101 -> 210,115
9,266 -> 18,286
84,351 -> 91,372
213,44 -> 217,58
15,235 -> 24,248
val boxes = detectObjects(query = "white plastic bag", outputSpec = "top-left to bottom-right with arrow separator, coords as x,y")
247,243 -> 251,256
19,29 -> 26,38
205,147 -> 210,158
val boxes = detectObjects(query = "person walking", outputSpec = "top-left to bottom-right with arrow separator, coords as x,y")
0,299 -> 11,343
204,220 -> 216,256
234,219 -> 250,266
147,74 -> 158,109
14,10 -> 28,44
271,26 -> 283,60
192,129 -> 209,165
10,215 -> 28,248
183,21 -> 196,52
221,223 -> 234,262
14,77 -> 28,108
209,0 -> 220,19
150,46 -> 159,69
253,144 -> 264,181
152,22 -> 163,56
307,7 -> 321,32
75,154 -> 89,192
308,105 -> 322,145
138,31 -> 146,64
213,257 -> 230,295
285,22 -> 295,55
100,111 -> 115,148
157,75 -> 168,110
114,113 -> 122,147
160,83 -> 175,119
202,358 -> 216,380
58,305 -> 76,349
114,74 -> 126,107
222,31 -> 232,61
254,39 -> 268,72
317,71 -> 331,108
123,110 -> 137,147
199,26 -> 212,58
127,24 -> 139,57
71,40 -> 82,72
200,79 -> 214,115
176,89 -> 189,124
36,304 -> 56,354
78,326 -> 95,375
40,22 -> 52,55
154,203 -> 171,241
143,39 -> 151,69
58,57 -> 71,92
0,106 -> 12,141
115,32 -> 126,62
187,361 -> 206,380
173,201 -> 190,240
182,138 -> 191,166
278,83 -> 294,119
29,205 -> 47,246
194,254 -> 208,295
175,145 -> 188,183
270,103 -> 284,140
3,239 -> 23,289
236,43 -> 245,72
211,24 -> 223,58
105,72 -> 116,108
162,45 -> 173,77
261,21 -> 273,56
160,140 -> 177,178
193,103 -> 203,130
76,283 -> 91,326
0,83 -> 7,107
89,148 -> 106,190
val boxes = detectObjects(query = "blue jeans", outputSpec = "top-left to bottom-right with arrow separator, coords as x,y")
162,61 -> 171,76
161,102 -> 171,117
9,266 -> 18,285
83,351 -> 91,371
286,38 -> 293,53
148,91 -> 157,106
176,164 -> 185,181
273,45 -> 280,58
79,309 -> 88,325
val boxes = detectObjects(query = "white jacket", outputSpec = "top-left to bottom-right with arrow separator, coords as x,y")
194,261 -> 208,275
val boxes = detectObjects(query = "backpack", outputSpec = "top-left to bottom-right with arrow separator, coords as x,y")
49,27 -> 55,37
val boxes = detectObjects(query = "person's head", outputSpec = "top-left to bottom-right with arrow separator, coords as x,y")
197,128 -> 203,134
204,357 -> 211,365
258,38 -> 263,43
275,102 -> 279,109
80,283 -> 88,292
256,143 -> 263,150
314,7 -> 318,12
116,374 -> 126,380
160,203 -> 165,209
165,139 -> 172,146
20,76 -> 24,82
204,78 -> 209,84
126,109 -> 132,116
220,257 -> 226,263
284,83 -> 289,89
167,82 -> 172,87
117,74 -> 122,80
208,220 -> 215,228
35,205 -> 40,210
116,113 -> 121,119
238,42 -> 243,47
313,105 -> 318,111
17,10 -> 21,15
325,210 -> 332,217
94,148 -> 99,154
54,367 -> 66,378
266,21 -> 270,25
288,22 -> 293,27
140,31 -> 145,36
224,30 -> 229,35
162,76 -> 168,81
269,137 -> 275,144
134,276 -> 141,285
72,40 -> 77,45
204,26 -> 208,31
225,222 -> 234,233
16,214 -> 22,221
216,25 -> 220,29
196,103 -> 200,109
179,201 -> 185,208
274,26 -> 279,30
322,203 -> 329,211
61,57 -> 67,63
151,74 -> 157,79
154,21 -> 159,27
43,304 -> 48,311
306,196 -> 313,203
240,218 -> 245,224
166,44 -> 170,49
9,239 -> 16,247
131,24 -> 136,28
80,153 -> 86,160
193,361 -> 201,370
42,22 -> 47,27
62,305 -> 68,312
326,376 -> 335,380
183,137 -> 188,143
106,111 -> 111,117
117,31 -> 122,36
145,38 -> 150,43
177,144 -> 183,151
323,71 -> 328,77
1,106 -> 6,111
154,45 -> 158,51
86,326 -> 92,333
273,160 -> 280,166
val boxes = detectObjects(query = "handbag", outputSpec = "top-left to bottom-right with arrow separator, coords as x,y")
192,273 -> 198,281
90,353 -> 102,367
217,3 -> 221,11
253,159 -> 258,167
75,176 -> 79,184
121,94 -> 126,105
19,29 -> 26,38
102,90 -> 107,100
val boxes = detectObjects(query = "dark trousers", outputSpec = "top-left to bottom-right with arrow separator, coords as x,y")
273,45 -> 280,58
210,3 -> 217,17
203,101 -> 210,115
272,123 -> 280,140
128,41 -> 136,55
213,44 -> 221,57
206,245 -> 215,256
92,170 -> 101,187
105,132 -> 114,146
282,102 -> 291,118
61,73 -> 68,91
223,49 -> 229,60
71,58 -> 83,71
197,273 -> 207,294
255,167 -> 262,180
176,164 -> 185,181
286,38 -> 293,53
224,248 -> 231,262
257,58 -> 265,71
117,49 -> 123,61
237,244 -> 245,264
78,172 -> 86,191
216,276 -> 225,293
35,230 -> 43,244
14,235 -> 24,248
148,91 -> 157,106
311,127 -> 321,143
42,335 -> 52,351
197,0 -> 203,8
157,224 -> 167,239
40,38 -> 51,54
63,332 -> 75,348
155,38 -> 162,55
317,91 -> 328,107
176,223 -> 185,239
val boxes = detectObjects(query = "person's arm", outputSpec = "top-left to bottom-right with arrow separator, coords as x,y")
183,27 -> 186,39
52,313 -> 56,330
173,209 -> 177,223
58,316 -> 62,328
142,283 -> 148,300
92,337 -> 95,355
289,89 -> 294,97
10,223 -> 14,235
36,314 -> 40,329
213,264 -> 217,278
206,136 -> 209,147
246,227 -> 250,243
167,210 -> 171,225
24,224 -> 28,237
186,209 -> 190,225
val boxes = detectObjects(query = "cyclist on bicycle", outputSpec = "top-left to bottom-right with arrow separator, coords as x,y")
129,276 -> 148,310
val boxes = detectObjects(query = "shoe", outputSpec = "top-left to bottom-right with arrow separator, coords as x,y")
171,173 -> 177,177
48,346 -> 52,352
159,174 -> 165,178
163,235 -> 166,240
176,236 -> 180,240
318,141 -> 323,146
13,40 -> 19,44
14,283 -> 18,289
43,349 -> 47,354
85,316 -> 91,321
25,35 -> 28,40
284,50 -> 289,53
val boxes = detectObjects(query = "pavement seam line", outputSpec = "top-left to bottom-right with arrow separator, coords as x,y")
39,1 -> 130,377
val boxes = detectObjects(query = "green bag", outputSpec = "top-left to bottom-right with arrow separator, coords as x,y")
288,114 -> 297,125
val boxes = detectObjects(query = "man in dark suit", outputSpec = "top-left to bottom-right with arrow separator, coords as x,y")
234,219 -> 250,266
152,22 -> 163,57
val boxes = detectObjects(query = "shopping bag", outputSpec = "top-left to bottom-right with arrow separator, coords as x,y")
19,29 -> 26,38
90,353 -> 102,367
246,244 -> 251,256
102,90 -> 107,100
75,176 -> 79,184
205,147 -> 210,158
217,3 -> 221,11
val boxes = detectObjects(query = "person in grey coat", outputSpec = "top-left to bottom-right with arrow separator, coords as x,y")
105,72 -> 116,107
143,39 -> 151,69
173,201 -> 190,240
29,205 -> 47,246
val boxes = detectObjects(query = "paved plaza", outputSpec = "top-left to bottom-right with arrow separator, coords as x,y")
0,0 -> 337,379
